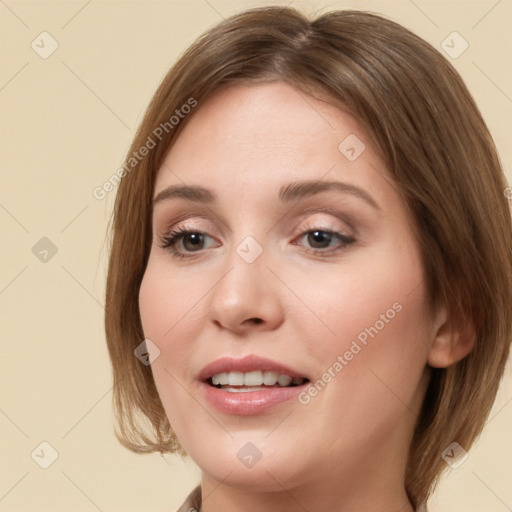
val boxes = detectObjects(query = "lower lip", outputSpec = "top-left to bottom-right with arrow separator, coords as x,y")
199,381 -> 309,415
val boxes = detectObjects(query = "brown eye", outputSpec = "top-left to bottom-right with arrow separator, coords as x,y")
159,227 -> 218,259
294,228 -> 356,256
181,232 -> 205,251
306,230 -> 335,249
296,228 -> 355,254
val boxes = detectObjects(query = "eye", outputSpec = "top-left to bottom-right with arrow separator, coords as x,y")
158,225 -> 356,260
158,226 -> 218,259
294,227 -> 355,255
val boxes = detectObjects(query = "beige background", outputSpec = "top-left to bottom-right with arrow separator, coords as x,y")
0,0 -> 511,511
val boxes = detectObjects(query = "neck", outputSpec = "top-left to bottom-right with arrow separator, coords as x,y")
200,473 -> 414,512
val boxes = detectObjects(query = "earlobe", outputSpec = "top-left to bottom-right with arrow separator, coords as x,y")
427,302 -> 476,368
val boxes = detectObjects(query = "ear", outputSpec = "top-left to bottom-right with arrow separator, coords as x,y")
427,301 -> 476,368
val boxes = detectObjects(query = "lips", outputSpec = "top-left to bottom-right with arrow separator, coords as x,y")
197,354 -> 310,383
197,355 -> 311,415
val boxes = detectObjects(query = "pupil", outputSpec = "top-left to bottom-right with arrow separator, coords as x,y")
309,230 -> 331,248
184,233 -> 203,251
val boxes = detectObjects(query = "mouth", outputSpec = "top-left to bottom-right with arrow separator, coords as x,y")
206,370 -> 310,393
198,355 -> 311,414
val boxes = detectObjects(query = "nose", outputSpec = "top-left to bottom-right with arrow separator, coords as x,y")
208,243 -> 285,335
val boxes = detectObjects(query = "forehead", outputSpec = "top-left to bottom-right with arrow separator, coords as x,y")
154,82 -> 391,205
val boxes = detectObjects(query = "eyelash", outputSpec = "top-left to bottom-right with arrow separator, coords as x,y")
158,224 -> 356,260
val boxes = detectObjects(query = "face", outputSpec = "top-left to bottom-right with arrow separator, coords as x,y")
138,82 -> 435,494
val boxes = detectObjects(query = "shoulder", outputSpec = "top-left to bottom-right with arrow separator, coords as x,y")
175,485 -> 201,512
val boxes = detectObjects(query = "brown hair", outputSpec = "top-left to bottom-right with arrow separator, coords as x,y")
104,6 -> 512,507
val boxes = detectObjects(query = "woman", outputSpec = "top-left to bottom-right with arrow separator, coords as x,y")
104,6 -> 512,511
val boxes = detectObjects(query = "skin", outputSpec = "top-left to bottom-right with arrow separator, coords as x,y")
138,82 -> 474,512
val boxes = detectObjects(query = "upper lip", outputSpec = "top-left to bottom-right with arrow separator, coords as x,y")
198,355 -> 309,382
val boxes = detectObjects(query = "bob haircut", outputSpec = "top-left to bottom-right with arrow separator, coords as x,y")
104,6 -> 512,507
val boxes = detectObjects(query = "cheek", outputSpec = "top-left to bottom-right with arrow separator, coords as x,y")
138,257 -> 211,390
138,264 -> 198,436
292,236 -> 430,403
138,257 -> 206,344
290,236 -> 427,355
138,263 -> 194,395
283,260 -> 430,464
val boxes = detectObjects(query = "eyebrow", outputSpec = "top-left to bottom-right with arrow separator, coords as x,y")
152,180 -> 381,211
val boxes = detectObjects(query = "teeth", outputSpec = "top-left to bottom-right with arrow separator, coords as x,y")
221,386 -> 267,393
210,370 -> 305,387
211,373 -> 224,386
228,371 -> 244,386
263,371 -> 279,385
244,371 -> 264,386
277,375 -> 292,386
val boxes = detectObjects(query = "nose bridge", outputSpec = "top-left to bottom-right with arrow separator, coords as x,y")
207,228 -> 284,331
221,211 -> 269,281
